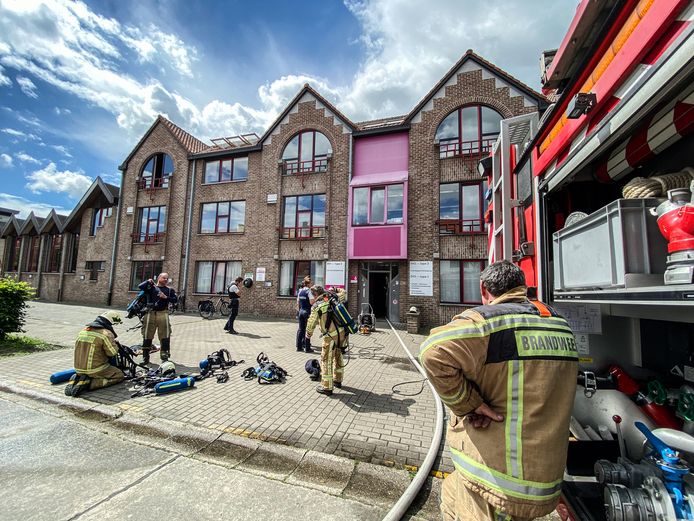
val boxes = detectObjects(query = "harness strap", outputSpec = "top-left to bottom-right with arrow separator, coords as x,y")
529,300 -> 552,317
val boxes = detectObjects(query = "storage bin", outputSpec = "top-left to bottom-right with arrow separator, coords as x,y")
553,199 -> 668,290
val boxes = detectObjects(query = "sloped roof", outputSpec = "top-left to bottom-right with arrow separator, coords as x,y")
119,115 -> 209,170
405,50 -> 549,123
18,213 -> 44,235
0,215 -> 24,237
38,209 -> 68,234
62,176 -> 118,232
0,206 -> 19,217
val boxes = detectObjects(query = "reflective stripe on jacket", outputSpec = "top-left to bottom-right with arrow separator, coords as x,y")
419,287 -> 578,519
74,327 -> 119,375
306,299 -> 346,343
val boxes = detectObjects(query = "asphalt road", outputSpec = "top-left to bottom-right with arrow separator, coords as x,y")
0,396 -> 387,521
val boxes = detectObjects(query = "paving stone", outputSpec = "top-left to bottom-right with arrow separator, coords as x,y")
343,461 -> 412,508
237,441 -> 306,480
286,450 -> 355,494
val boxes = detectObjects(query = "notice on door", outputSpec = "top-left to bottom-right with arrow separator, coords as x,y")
409,261 -> 433,296
325,261 -> 345,288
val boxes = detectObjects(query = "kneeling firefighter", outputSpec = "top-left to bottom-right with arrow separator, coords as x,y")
139,272 -> 177,363
306,285 -> 347,396
65,310 -> 125,397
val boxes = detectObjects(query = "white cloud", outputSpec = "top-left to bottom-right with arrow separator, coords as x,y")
15,152 -> 40,164
2,127 -> 26,137
25,162 -> 93,198
0,64 -> 10,87
54,106 -> 71,115
0,153 -> 13,168
0,192 -> 70,218
50,144 -> 72,158
16,75 -> 38,98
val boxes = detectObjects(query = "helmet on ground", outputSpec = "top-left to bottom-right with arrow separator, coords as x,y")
99,310 -> 122,325
159,361 -> 176,377
304,359 -> 321,377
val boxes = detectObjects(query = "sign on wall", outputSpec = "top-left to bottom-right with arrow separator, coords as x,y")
256,267 -> 266,282
409,261 -> 433,296
325,261 -> 345,288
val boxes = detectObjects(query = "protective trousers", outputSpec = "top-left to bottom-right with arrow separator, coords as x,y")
142,310 -> 171,361
319,336 -> 344,391
441,471 -> 532,521
87,365 -> 125,391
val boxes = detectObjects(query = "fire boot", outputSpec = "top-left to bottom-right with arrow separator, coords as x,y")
142,338 -> 152,364
160,338 -> 171,361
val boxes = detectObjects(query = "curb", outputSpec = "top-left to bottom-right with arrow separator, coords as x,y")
0,381 -> 441,519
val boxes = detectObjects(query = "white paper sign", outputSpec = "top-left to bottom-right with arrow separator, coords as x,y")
575,333 -> 590,355
554,304 -> 602,334
325,261 -> 345,288
410,261 -> 433,296
255,267 -> 266,282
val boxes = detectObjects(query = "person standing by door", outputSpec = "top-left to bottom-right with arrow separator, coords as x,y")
296,276 -> 314,352
224,276 -> 243,334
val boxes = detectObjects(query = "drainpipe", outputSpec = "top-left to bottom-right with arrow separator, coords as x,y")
57,232 -> 68,301
181,159 -> 197,303
346,133 -> 353,308
107,170 -> 125,306
35,234 -> 46,297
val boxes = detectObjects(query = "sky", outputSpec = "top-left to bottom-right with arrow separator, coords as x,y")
0,0 -> 578,218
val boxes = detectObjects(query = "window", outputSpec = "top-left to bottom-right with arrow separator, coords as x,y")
140,153 -> 173,189
44,234 -> 63,272
200,201 -> 246,234
439,182 -> 487,234
134,206 -> 166,243
24,236 -> 40,272
279,260 -> 325,296
282,194 -> 326,239
204,157 -> 248,184
85,261 -> 104,281
281,130 -> 332,175
90,207 -> 113,236
352,184 -> 404,225
67,234 -> 79,273
130,261 -> 163,291
195,261 -> 242,294
8,237 -> 20,271
435,106 -> 503,158
440,260 -> 485,304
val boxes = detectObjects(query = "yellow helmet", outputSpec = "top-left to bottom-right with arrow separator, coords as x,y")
99,310 -> 122,325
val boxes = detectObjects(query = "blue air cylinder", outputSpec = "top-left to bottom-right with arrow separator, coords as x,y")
199,359 -> 210,372
50,368 -> 76,384
153,377 -> 195,395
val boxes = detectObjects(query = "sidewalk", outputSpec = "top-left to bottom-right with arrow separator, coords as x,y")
1,301 -> 452,474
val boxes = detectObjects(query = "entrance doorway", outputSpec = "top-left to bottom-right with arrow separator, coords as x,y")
359,262 -> 401,323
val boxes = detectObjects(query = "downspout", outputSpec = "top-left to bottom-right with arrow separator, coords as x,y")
35,234 -> 46,297
107,170 -> 125,306
345,133 -> 353,304
181,159 -> 197,304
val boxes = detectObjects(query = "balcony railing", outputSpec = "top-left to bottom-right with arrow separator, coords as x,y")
280,226 -> 326,239
437,137 -> 497,160
437,219 -> 485,235
131,232 -> 166,244
138,176 -> 170,190
282,157 -> 329,176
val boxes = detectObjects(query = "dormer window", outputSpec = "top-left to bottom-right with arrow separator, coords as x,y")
281,130 -> 332,175
140,153 -> 173,189
435,106 -> 502,159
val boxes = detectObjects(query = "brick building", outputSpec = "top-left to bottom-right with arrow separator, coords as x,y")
1,51 -> 547,329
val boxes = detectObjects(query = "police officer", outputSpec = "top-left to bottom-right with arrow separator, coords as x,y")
419,261 -> 578,521
65,310 -> 125,397
306,285 -> 347,396
224,276 -> 243,334
296,276 -> 314,352
140,272 -> 177,362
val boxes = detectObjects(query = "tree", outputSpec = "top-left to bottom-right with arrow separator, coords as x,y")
0,277 -> 35,340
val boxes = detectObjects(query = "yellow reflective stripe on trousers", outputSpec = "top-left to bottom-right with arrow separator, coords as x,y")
505,360 -> 524,479
450,448 -> 562,501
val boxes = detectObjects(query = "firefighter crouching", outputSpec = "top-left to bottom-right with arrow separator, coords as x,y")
306,285 -> 347,396
65,310 -> 125,397
419,260 -> 578,521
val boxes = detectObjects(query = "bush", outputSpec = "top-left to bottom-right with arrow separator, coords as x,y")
0,277 -> 35,340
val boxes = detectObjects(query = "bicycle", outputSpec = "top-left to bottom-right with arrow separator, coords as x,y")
168,291 -> 186,315
198,292 -> 230,319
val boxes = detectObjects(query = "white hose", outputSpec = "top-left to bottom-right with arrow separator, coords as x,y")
382,319 -> 445,521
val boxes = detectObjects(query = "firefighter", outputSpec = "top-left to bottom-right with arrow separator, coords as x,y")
306,285 -> 347,396
419,260 -> 578,521
139,272 -> 177,362
65,310 -> 125,397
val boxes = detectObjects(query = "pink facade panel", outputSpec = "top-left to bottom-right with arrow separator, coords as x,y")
348,132 -> 408,259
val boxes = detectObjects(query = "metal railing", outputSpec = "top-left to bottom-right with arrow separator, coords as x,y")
131,232 -> 166,244
437,137 -> 497,160
437,218 -> 485,235
282,157 -> 329,176
138,176 -> 170,190
280,226 -> 326,239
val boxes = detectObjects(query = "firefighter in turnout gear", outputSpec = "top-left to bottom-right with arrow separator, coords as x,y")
306,285 -> 347,396
419,261 -> 578,521
139,272 -> 177,363
65,310 -> 125,397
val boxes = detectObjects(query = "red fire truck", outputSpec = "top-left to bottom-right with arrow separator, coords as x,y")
486,1 -> 694,519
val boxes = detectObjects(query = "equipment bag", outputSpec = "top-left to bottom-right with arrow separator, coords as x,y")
332,301 -> 358,334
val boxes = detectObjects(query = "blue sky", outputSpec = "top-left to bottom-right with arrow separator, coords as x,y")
0,0 -> 576,218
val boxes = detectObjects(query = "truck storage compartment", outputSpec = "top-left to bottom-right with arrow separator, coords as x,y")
553,199 -> 669,290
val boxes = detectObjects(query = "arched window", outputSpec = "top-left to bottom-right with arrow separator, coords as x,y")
281,130 -> 332,175
435,106 -> 503,159
140,153 -> 174,189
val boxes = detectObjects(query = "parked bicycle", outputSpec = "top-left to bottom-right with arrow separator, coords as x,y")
168,291 -> 186,315
198,292 -> 230,319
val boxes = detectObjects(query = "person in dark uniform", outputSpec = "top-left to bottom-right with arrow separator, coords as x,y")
224,276 -> 243,334
296,276 -> 314,353
139,272 -> 177,363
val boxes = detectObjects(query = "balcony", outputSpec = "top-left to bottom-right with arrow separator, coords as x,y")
280,226 -> 326,240
436,137 -> 497,160
281,157 -> 329,176
138,176 -> 170,190
437,218 -> 485,235
131,232 -> 166,244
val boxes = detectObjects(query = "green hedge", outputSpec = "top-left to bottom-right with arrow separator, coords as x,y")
0,277 -> 35,340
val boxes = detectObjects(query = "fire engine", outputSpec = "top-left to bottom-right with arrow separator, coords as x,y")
486,1 -> 694,519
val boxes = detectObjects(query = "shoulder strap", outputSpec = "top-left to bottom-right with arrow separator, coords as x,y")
529,299 -> 552,317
